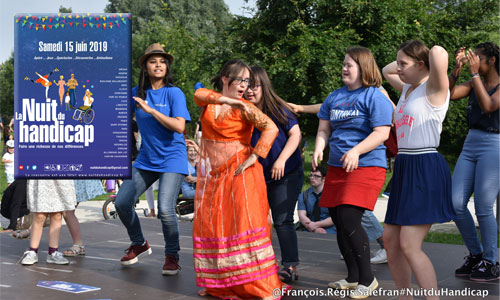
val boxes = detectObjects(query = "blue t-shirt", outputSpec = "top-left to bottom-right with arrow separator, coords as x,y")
251,107 -> 302,182
317,86 -> 393,168
181,161 -> 196,192
297,187 -> 336,234
132,86 -> 191,174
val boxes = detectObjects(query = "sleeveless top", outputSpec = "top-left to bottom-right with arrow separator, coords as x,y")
394,81 -> 449,149
468,83 -> 499,133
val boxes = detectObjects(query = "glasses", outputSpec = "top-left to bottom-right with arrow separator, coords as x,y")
231,77 -> 251,86
251,84 -> 262,91
309,174 -> 323,179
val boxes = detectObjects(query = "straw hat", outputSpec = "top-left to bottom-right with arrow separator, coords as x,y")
138,43 -> 174,67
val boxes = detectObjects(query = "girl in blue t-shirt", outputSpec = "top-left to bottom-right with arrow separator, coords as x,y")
246,65 -> 304,283
114,43 -> 191,275
313,47 -> 393,297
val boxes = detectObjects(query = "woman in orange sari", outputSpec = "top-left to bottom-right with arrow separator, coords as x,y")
193,59 -> 284,300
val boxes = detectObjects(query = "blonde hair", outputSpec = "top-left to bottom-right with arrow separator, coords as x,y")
346,47 -> 382,87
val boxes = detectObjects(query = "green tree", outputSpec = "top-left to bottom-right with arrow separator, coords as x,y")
0,53 -> 14,120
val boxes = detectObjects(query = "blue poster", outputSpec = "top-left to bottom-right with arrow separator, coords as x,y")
14,13 -> 132,179
37,281 -> 101,293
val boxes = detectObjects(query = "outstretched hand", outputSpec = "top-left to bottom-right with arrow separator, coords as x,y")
133,96 -> 154,114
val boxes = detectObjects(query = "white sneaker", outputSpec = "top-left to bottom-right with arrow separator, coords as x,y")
46,251 -> 70,265
349,278 -> 378,299
21,250 -> 38,265
370,249 -> 387,264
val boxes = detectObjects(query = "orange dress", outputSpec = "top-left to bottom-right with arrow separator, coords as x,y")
193,89 -> 282,299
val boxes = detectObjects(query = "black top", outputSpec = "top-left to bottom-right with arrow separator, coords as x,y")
468,83 -> 499,133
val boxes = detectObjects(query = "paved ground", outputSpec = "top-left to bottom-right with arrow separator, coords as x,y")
1,213 -> 499,300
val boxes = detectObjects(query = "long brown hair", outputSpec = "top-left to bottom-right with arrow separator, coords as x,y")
346,47 -> 382,87
250,65 -> 298,126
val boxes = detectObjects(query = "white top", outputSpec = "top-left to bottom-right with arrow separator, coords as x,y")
394,81 -> 449,149
2,152 -> 14,175
83,96 -> 94,107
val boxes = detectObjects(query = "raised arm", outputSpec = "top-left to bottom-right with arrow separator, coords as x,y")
466,49 -> 500,113
426,45 -> 449,106
287,103 -> 321,115
382,61 -> 403,92
449,47 -> 473,100
241,104 -> 278,159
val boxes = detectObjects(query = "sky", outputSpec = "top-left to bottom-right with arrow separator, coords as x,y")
0,0 -> 256,63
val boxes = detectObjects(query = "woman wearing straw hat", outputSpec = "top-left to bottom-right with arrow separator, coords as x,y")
114,43 -> 191,275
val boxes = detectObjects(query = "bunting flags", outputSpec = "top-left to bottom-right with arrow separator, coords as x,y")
15,13 -> 131,32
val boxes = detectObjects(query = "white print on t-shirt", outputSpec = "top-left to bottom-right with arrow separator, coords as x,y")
329,109 -> 359,120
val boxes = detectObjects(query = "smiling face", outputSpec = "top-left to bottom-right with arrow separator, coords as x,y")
187,147 -> 198,162
342,54 -> 362,90
146,54 -> 168,80
222,68 -> 250,99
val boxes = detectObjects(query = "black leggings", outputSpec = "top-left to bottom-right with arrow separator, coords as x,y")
329,205 -> 373,285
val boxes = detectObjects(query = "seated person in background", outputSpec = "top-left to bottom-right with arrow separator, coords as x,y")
297,166 -> 335,234
181,139 -> 198,198
297,166 -> 388,263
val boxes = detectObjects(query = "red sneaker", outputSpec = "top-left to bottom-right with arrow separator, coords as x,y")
120,241 -> 152,266
162,254 -> 180,275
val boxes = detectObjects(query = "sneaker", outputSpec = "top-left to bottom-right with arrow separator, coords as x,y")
162,254 -> 181,275
381,192 -> 390,199
455,252 -> 482,277
46,251 -> 69,265
470,259 -> 500,281
328,279 -> 358,290
120,241 -> 152,266
20,250 -> 38,265
370,249 -> 387,264
349,278 -> 378,299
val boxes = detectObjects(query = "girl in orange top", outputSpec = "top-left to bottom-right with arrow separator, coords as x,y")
193,59 -> 284,300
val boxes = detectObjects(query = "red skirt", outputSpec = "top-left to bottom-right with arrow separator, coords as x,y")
319,166 -> 386,210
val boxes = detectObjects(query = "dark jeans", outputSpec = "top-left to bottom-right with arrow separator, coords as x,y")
267,165 -> 304,267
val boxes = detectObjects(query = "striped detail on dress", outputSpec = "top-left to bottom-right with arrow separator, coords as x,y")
194,226 -> 279,288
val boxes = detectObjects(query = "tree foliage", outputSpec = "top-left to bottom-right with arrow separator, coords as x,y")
0,54 -> 14,121
1,0 -> 498,161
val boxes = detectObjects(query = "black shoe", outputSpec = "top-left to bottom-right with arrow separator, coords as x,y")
470,259 -> 500,282
455,252 -> 482,277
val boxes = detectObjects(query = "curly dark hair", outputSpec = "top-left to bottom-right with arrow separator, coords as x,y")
475,42 -> 499,75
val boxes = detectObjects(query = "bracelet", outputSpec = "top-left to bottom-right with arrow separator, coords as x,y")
470,72 -> 479,77
450,73 -> 458,80
471,75 -> 480,79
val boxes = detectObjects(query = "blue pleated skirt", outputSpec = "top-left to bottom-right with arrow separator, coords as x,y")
384,148 -> 456,225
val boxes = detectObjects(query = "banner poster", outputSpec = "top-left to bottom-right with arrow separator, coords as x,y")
14,13 -> 132,179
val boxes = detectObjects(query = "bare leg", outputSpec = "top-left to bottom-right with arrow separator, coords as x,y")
63,210 -> 83,245
48,212 -> 63,248
400,224 -> 439,300
383,224 -> 413,300
29,213 -> 47,249
145,186 -> 156,217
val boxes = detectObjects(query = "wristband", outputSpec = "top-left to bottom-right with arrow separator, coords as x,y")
450,73 -> 458,81
470,72 -> 479,77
